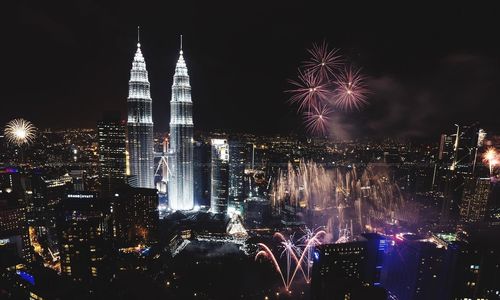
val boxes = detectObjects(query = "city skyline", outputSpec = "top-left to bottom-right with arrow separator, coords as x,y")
1,3 -> 500,300
4,2 -> 500,138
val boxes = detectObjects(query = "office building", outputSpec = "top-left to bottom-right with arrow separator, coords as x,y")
193,140 -> 211,207
111,186 -> 159,246
460,177 -> 491,223
97,111 -> 127,194
168,38 -> 194,210
126,31 -> 154,189
382,234 -> 447,300
210,139 -> 229,214
228,140 -> 246,214
58,192 -> 110,283
311,236 -> 388,300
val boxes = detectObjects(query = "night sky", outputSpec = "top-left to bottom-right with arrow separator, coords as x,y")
4,1 -> 500,139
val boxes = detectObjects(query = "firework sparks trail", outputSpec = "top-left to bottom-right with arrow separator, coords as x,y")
274,232 -> 307,287
4,118 -> 36,146
333,66 -> 369,111
272,160 -> 407,228
302,41 -> 343,80
287,69 -> 330,112
303,104 -> 333,136
483,148 -> 499,176
255,243 -> 287,288
256,228 -> 327,290
295,228 -> 327,283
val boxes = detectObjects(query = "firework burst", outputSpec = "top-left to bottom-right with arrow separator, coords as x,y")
333,66 -> 369,111
4,118 -> 36,146
295,227 -> 326,282
303,41 -> 343,80
256,229 -> 324,290
483,148 -> 499,176
287,69 -> 330,112
286,41 -> 371,136
303,104 -> 333,136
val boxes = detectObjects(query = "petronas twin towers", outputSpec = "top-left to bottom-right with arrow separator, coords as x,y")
167,41 -> 194,210
127,38 -> 154,189
126,30 -> 194,210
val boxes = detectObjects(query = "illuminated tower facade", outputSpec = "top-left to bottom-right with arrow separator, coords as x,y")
127,30 -> 154,189
168,37 -> 194,210
228,140 -> 246,214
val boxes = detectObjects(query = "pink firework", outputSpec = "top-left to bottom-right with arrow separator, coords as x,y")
255,243 -> 287,288
293,229 -> 326,283
256,229 -> 326,290
333,66 -> 369,111
287,69 -> 330,112
303,41 -> 343,80
303,105 -> 333,136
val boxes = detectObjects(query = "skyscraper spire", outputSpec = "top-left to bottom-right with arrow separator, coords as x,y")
137,26 -> 140,46
180,34 -> 183,53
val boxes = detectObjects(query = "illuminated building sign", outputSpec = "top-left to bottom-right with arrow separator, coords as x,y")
67,194 -> 95,199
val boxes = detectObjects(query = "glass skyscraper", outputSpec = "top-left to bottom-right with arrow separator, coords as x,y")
228,140 -> 246,213
97,111 -> 126,194
211,139 -> 229,214
168,40 -> 194,210
126,35 -> 154,189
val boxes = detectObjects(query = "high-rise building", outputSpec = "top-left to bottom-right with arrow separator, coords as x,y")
210,139 -> 229,214
193,140 -> 211,207
438,133 -> 455,163
0,199 -> 32,263
111,186 -> 159,246
447,239 -> 500,299
0,170 -> 33,263
97,111 -> 127,194
57,192 -> 110,283
382,234 -> 448,300
438,124 -> 482,223
126,30 -> 154,189
26,172 -> 66,251
487,177 -> 500,223
438,124 -> 480,173
228,140 -> 246,214
460,177 -> 491,223
311,235 -> 389,300
168,38 -> 194,210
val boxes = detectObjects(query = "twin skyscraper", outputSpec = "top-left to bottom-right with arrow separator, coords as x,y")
126,29 -> 194,210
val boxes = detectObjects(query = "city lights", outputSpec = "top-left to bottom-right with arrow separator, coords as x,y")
2,5 -> 500,300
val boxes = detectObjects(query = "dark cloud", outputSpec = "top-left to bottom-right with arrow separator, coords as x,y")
341,53 -> 500,139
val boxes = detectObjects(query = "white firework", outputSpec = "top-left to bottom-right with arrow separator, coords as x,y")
4,118 -> 37,146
